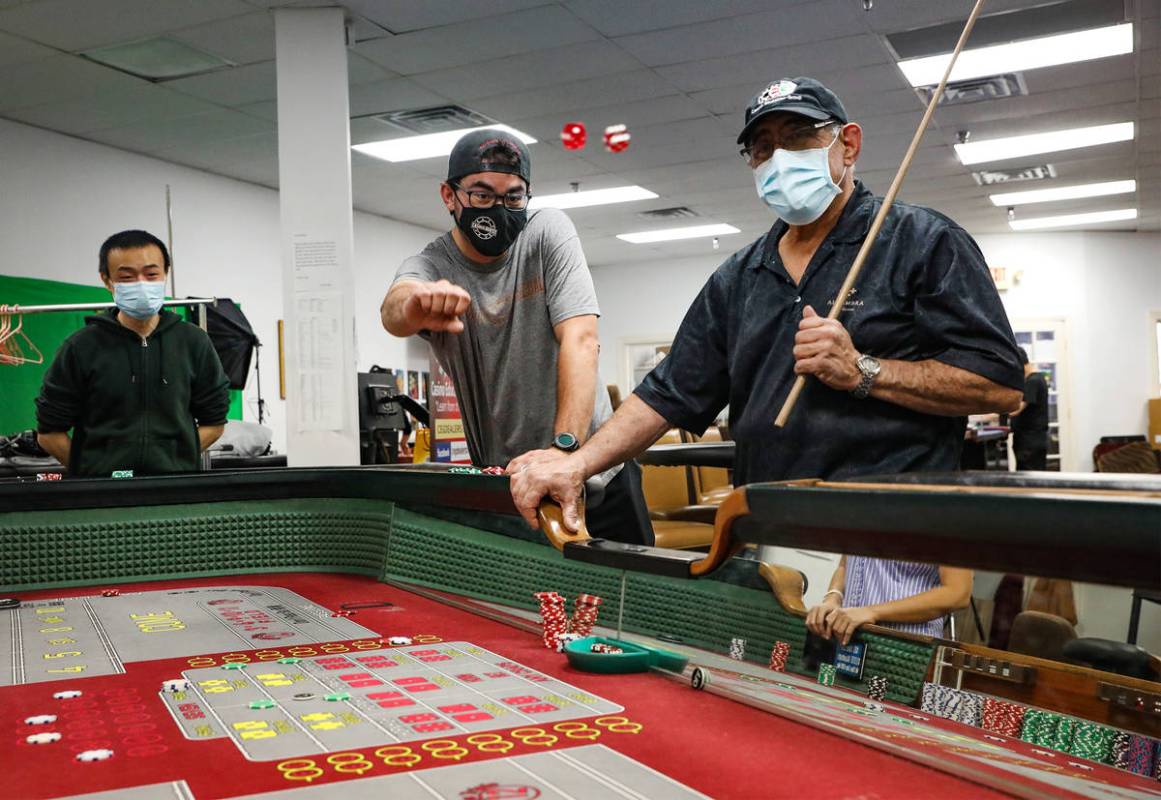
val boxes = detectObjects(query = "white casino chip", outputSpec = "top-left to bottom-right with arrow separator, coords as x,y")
75,749 -> 114,762
162,679 -> 190,693
25,714 -> 57,725
53,690 -> 83,699
387,636 -> 412,646
27,732 -> 62,745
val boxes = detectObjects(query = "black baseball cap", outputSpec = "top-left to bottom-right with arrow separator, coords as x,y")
736,76 -> 849,145
447,128 -> 531,185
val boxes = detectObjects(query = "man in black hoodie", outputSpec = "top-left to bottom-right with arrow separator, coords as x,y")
35,230 -> 230,477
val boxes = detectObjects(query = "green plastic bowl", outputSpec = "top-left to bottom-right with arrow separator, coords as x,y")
564,636 -> 689,674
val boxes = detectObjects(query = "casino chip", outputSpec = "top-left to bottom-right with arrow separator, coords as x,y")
324,692 -> 352,702
100,589 -> 120,597
292,692 -> 316,701
75,749 -> 114,762
26,732 -> 62,745
729,637 -> 746,661
690,667 -> 710,690
387,636 -> 412,646
53,690 -> 83,700
161,679 -> 190,693
279,657 -> 303,664
221,663 -> 247,670
0,598 -> 20,609
25,715 -> 57,725
248,700 -> 276,710
554,632 -> 582,653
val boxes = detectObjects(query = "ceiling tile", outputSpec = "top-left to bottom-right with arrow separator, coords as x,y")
84,108 -> 272,153
660,36 -> 890,94
563,0 -> 802,37
613,0 -> 866,67
0,54 -> 147,111
165,60 -> 276,107
170,10 -> 274,65
0,0 -> 253,51
410,40 -> 644,100
347,52 -> 393,85
342,0 -> 549,33
348,77 -> 451,117
3,84 -> 220,134
470,69 -> 678,121
0,30 -> 56,69
353,5 -> 601,75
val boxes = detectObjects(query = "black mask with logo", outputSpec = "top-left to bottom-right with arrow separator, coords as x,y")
453,204 -> 528,258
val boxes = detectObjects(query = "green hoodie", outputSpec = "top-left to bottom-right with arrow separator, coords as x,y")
35,309 -> 230,478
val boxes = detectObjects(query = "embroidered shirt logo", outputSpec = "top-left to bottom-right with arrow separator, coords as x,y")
471,216 -> 498,240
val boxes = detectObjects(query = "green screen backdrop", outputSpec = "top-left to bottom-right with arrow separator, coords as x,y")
0,274 -> 242,436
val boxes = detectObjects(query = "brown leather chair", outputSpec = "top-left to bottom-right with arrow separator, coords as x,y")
639,429 -> 715,548
1006,610 -> 1077,662
688,426 -> 733,505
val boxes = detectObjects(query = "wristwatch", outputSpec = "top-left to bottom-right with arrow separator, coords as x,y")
552,432 -> 580,453
851,354 -> 881,400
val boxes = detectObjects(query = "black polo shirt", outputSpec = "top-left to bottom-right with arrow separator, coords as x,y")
634,181 -> 1023,485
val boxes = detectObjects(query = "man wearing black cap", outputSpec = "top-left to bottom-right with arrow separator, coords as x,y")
510,77 -> 1024,536
380,128 -> 653,544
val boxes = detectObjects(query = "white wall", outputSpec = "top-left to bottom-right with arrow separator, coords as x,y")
0,117 -> 436,453
591,229 -> 1161,652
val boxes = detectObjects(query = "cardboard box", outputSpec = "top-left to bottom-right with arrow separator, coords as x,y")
1149,398 -> 1161,449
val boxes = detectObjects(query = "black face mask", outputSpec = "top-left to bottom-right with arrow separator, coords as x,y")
454,204 -> 528,258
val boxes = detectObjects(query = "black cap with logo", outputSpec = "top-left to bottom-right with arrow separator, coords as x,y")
736,76 -> 849,145
447,128 -> 532,185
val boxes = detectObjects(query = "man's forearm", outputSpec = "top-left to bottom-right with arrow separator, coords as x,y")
554,331 -> 599,442
381,282 -> 420,337
574,394 -> 670,478
871,359 -> 1022,416
865,584 -> 969,624
198,424 -> 225,451
37,431 -> 71,468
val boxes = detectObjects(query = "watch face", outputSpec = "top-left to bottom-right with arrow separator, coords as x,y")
858,355 -> 881,377
554,432 -> 578,451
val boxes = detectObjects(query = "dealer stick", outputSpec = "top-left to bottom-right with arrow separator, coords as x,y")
774,0 -> 987,428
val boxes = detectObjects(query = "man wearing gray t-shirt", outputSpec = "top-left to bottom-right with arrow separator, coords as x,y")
380,129 -> 653,544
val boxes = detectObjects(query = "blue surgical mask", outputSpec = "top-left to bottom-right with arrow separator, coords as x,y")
753,131 -> 846,225
113,280 -> 166,320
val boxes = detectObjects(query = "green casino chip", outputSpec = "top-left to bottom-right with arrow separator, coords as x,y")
222,663 -> 247,670
248,700 -> 276,710
324,692 -> 351,702
278,658 -> 302,664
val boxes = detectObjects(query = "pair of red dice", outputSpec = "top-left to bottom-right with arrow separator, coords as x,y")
560,122 -> 630,153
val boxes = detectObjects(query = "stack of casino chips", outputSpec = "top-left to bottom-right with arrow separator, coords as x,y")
481,466 -> 505,476
817,663 -> 836,686
1069,721 -> 1116,763
981,698 -> 1026,738
1019,709 -> 1058,747
866,675 -> 888,702
534,591 -> 568,649
554,632 -> 582,653
729,637 -> 746,661
1124,735 -> 1158,776
767,641 -> 790,671
920,683 -> 983,726
570,594 -> 602,637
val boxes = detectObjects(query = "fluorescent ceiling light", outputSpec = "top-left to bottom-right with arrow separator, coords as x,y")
989,179 -> 1136,206
353,124 -> 536,163
955,122 -> 1133,165
898,23 -> 1133,87
529,186 -> 658,210
1009,208 -> 1137,231
617,223 -> 740,244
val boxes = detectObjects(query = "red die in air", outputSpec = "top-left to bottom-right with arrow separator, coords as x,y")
603,124 -> 630,153
560,122 -> 586,151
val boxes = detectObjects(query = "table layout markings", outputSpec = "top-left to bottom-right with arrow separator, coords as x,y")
509,757 -> 581,800
553,749 -> 653,800
9,607 -> 23,685
79,598 -> 124,675
405,772 -> 453,800
239,672 -> 330,752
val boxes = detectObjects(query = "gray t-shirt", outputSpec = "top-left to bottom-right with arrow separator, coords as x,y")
393,208 -> 614,469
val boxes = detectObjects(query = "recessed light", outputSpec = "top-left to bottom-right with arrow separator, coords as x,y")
82,36 -> 233,81
898,23 -> 1133,87
989,180 -> 1136,206
529,186 -> 658,210
954,122 -> 1134,165
617,223 -> 741,244
352,124 -> 536,163
1009,208 -> 1137,230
